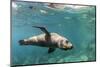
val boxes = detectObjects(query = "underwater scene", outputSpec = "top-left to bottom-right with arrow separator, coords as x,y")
11,1 -> 96,66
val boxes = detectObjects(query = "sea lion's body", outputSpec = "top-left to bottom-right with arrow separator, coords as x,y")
23,33 -> 68,48
19,26 -> 73,53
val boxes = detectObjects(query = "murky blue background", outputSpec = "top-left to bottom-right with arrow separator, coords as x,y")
11,2 -> 96,66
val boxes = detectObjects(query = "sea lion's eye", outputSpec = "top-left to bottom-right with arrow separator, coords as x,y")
66,40 -> 69,43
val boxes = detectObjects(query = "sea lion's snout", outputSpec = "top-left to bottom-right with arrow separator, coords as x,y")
61,44 -> 73,50
19,40 -> 25,45
68,44 -> 73,50
61,40 -> 73,50
67,42 -> 73,49
67,42 -> 73,50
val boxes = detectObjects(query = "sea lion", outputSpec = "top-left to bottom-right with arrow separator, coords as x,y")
47,3 -> 66,9
19,26 -> 73,53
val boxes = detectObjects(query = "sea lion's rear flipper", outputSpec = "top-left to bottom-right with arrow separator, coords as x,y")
48,48 -> 56,53
32,26 -> 50,36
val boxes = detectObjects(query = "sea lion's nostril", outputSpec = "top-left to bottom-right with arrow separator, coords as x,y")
19,40 -> 24,45
70,46 -> 73,49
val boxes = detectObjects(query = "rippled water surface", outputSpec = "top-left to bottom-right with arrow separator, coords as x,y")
11,2 -> 96,66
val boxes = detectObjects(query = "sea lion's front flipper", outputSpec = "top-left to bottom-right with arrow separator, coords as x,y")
48,48 -> 56,53
32,26 -> 50,36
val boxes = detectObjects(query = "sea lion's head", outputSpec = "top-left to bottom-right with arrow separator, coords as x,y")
60,40 -> 73,50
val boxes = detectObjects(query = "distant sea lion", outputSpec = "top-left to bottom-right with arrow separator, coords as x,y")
19,26 -> 73,53
47,3 -> 66,9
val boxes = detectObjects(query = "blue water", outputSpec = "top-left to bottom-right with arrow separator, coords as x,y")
12,2 -> 96,66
